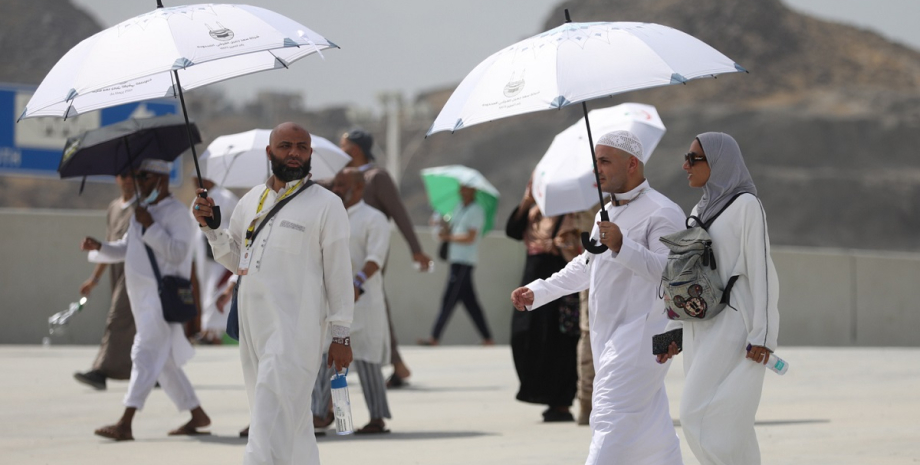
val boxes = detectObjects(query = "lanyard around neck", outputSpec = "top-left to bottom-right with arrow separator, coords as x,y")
245,180 -> 302,247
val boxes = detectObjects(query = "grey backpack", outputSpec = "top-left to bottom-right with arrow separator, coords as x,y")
659,193 -> 748,321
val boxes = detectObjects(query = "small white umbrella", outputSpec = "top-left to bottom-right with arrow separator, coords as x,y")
428,10 -> 745,253
200,129 -> 351,188
533,103 -> 666,216
19,2 -> 338,228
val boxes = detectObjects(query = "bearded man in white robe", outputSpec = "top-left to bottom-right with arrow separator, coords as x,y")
512,130 -> 684,465
82,158 -> 210,441
194,122 -> 354,465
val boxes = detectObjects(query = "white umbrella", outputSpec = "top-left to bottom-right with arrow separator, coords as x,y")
200,130 -> 351,188
427,10 -> 745,253
18,2 -> 338,228
20,3 -> 336,119
533,103 -> 666,216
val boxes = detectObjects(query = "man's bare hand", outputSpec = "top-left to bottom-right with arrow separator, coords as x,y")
596,221 -> 623,252
327,342 -> 353,372
746,345 -> 771,365
191,188 -> 216,228
79,278 -> 97,296
135,206 -> 153,228
413,252 -> 432,271
81,237 -> 102,251
511,287 -> 534,311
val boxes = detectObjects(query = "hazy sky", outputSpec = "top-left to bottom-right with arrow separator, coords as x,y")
68,0 -> 920,112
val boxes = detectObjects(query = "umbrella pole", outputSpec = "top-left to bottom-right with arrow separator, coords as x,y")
579,102 -> 611,254
172,70 -> 221,229
123,137 -> 142,205
564,9 -> 609,254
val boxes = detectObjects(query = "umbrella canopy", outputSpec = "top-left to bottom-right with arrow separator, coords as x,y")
199,129 -> 351,188
19,2 -> 338,229
20,3 -> 337,119
59,113 -> 200,178
533,103 -> 666,216
420,165 -> 500,233
427,21 -> 744,135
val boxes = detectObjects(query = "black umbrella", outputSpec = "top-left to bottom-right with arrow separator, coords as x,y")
59,113 -> 200,180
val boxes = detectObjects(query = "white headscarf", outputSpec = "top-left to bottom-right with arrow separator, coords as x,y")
695,132 -> 757,224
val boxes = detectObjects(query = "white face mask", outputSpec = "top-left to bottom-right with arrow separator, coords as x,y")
141,179 -> 161,206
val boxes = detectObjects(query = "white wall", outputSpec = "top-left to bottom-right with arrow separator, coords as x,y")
2,209 -> 918,347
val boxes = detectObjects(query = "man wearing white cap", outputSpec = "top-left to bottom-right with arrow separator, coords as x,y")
81,158 -> 210,441
512,130 -> 685,465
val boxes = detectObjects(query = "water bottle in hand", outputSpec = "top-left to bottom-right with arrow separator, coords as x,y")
330,369 -> 354,435
747,344 -> 789,375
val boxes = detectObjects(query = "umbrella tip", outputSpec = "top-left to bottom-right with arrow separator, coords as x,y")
564,9 -> 572,23
156,0 -> 164,8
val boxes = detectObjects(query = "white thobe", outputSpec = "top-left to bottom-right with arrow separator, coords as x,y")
526,181 -> 684,465
341,201 -> 391,364
88,195 -> 198,411
665,195 -> 780,465
191,186 -> 239,334
204,180 -> 354,465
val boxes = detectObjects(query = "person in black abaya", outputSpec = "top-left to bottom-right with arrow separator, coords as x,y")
506,177 -> 581,422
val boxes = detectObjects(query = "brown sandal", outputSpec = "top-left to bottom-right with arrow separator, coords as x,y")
168,424 -> 211,436
354,422 -> 390,435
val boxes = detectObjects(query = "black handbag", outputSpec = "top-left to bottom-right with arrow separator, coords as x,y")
143,243 -> 196,323
226,180 -> 313,340
438,241 -> 449,261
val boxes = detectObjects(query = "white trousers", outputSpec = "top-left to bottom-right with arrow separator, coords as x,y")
123,322 -> 199,411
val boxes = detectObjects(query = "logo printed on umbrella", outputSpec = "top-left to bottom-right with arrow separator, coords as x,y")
207,22 -> 235,41
503,70 -> 526,98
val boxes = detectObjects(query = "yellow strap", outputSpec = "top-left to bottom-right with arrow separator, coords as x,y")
245,180 -> 303,247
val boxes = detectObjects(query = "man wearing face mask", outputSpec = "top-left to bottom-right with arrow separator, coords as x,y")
193,122 -> 353,465
80,158 -> 210,441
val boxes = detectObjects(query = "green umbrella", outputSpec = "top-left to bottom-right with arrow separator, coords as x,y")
420,165 -> 500,233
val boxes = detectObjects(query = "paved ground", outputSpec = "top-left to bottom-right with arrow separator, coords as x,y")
2,345 -> 919,464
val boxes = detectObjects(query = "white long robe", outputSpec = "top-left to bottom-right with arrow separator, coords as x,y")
526,181 -> 684,465
191,186 -> 239,334
88,195 -> 198,411
665,194 -> 780,465
205,180 -> 353,465
341,201 -> 391,365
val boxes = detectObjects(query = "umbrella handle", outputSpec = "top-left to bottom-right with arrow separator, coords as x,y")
581,208 -> 610,254
200,191 -> 222,229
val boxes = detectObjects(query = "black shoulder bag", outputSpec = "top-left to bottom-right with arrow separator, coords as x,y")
227,180 -> 313,340
143,239 -> 197,324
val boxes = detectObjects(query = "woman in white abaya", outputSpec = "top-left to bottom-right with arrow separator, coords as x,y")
660,132 -> 780,465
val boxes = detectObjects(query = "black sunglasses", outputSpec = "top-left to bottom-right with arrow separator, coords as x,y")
684,152 -> 707,167
134,172 -> 155,181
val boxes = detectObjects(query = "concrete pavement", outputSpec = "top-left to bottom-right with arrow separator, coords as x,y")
1,345 -> 918,464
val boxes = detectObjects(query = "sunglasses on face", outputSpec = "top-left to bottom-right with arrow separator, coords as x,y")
684,152 -> 707,167
134,172 -> 156,181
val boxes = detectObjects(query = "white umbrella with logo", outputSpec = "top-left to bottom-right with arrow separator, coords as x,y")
533,103 -> 666,217
19,1 -> 338,228
200,129 -> 351,189
428,10 -> 745,252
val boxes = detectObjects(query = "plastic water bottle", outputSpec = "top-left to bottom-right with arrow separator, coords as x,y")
330,369 -> 354,435
413,260 -> 435,273
748,344 -> 789,375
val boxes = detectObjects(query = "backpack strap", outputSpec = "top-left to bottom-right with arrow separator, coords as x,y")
685,192 -> 751,230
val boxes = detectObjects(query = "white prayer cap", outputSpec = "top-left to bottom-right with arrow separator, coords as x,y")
139,159 -> 170,175
596,130 -> 647,164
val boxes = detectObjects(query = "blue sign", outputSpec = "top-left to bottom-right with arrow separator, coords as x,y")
0,82 -> 183,184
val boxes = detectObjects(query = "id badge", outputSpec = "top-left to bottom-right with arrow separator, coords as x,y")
237,246 -> 252,275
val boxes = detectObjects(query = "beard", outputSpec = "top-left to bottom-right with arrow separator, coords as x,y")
269,150 -> 311,182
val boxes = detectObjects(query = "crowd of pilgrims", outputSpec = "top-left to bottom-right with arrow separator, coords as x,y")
74,124 -> 779,465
